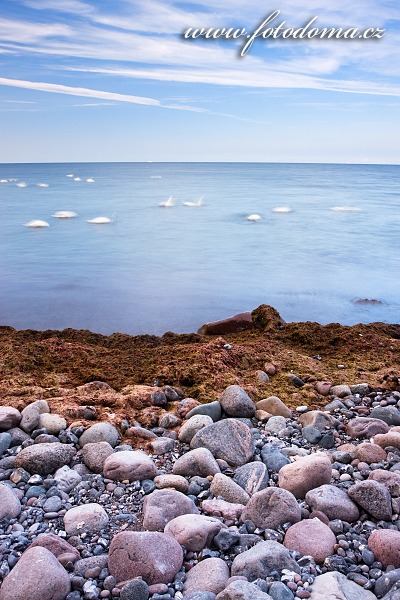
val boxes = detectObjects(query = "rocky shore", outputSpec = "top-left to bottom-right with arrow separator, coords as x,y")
1,305 -> 400,600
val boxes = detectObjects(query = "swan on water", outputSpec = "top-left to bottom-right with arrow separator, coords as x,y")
52,211 -> 78,218
37,183 -> 49,188
183,196 -> 203,207
86,214 -> 115,224
272,206 -> 292,213
330,206 -> 362,212
86,178 -> 95,183
74,177 -> 82,182
247,214 -> 261,221
66,174 -> 74,177
0,179 -> 8,183
159,196 -> 176,207
16,182 -> 27,188
24,220 -> 49,228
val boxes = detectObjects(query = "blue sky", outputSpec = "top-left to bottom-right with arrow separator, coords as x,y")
1,0 -> 399,163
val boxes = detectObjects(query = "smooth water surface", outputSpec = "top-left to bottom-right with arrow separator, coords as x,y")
0,162 -> 399,334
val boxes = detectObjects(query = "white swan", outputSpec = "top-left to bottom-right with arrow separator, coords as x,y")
52,211 -> 78,218
330,206 -> 362,212
16,182 -> 27,188
66,174 -> 74,177
0,179 -> 8,183
183,196 -> 203,207
272,206 -> 292,213
37,183 -> 49,188
159,196 -> 176,207
247,214 -> 261,221
86,214 -> 116,224
73,177 -> 82,182
86,178 -> 95,183
24,220 -> 49,228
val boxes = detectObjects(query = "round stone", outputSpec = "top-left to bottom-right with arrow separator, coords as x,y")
284,518 -> 336,563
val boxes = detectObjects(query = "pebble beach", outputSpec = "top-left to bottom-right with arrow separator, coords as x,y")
1,305 -> 400,600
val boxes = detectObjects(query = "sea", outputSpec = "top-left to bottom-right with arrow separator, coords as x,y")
0,162 -> 399,336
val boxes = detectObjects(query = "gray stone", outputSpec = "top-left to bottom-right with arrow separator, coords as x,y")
64,502 -> 109,535
179,415 -> 214,444
82,441 -> 114,473
190,419 -> 254,467
147,437 -> 175,454
370,406 -> 400,426
108,531 -> 183,585
233,461 -> 269,496
0,546 -> 70,600
103,450 -> 156,481
0,432 -> 11,456
219,385 -> 255,418
0,483 -> 21,519
302,426 -> 322,444
158,413 -> 181,429
20,400 -> 49,433
309,571 -> 377,600
185,401 -> 222,422
330,385 -> 351,398
185,594 -> 216,600
38,413 -> 67,434
73,555 -> 108,576
216,580 -> 273,599
14,443 -> 76,475
265,416 -> 287,435
210,472 -> 250,505
54,465 -> 82,492
298,410 -> 338,432
164,514 -> 226,551
347,417 -> 389,439
143,488 -> 199,531
268,582 -> 294,600
348,480 -> 393,521
7,427 -> 31,447
173,447 -> 221,477
305,485 -> 360,522
375,569 -> 400,598
120,579 -> 149,600
0,406 -> 21,431
79,422 -> 119,447
241,487 -> 301,530
350,383 -> 370,395
184,558 -> 230,596
261,445 -> 290,472
231,540 -> 300,580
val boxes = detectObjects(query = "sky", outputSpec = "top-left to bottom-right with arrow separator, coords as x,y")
0,0 -> 399,163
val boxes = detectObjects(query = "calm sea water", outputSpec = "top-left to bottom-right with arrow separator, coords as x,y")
0,162 -> 399,335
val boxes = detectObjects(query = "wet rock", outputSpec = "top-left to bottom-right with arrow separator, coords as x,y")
211,472 -> 250,505
283,518 -> 336,563
375,569 -> 400,597
348,480 -> 392,521
233,461 -> 269,496
0,432 -> 11,455
164,514 -> 226,551
173,447 -> 221,477
79,422 -> 119,447
7,427 -> 31,447
305,484 -> 359,522
0,546 -> 70,600
369,529 -> 400,568
14,442 -> 76,475
184,558 -> 230,595
108,531 -> 183,585
231,540 -> 300,580
216,580 -> 272,599
82,441 -> 114,473
219,385 -> 255,418
185,401 -> 222,422
64,502 -> 109,535
0,482 -> 21,518
178,415 -> 214,444
309,571 -> 377,600
347,417 -> 389,439
103,450 -> 157,481
191,419 -> 254,467
241,487 -> 301,530
197,312 -> 254,335
0,406 -> 22,431
278,453 -> 332,499
142,488 -> 199,531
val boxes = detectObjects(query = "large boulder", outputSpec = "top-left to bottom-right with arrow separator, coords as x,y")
179,415 -> 214,444
278,453 -> 332,499
79,422 -> 119,447
218,385 -> 255,418
108,531 -> 183,585
190,419 -> 254,467
173,448 -> 221,477
14,443 -> 76,475
0,546 -> 70,600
